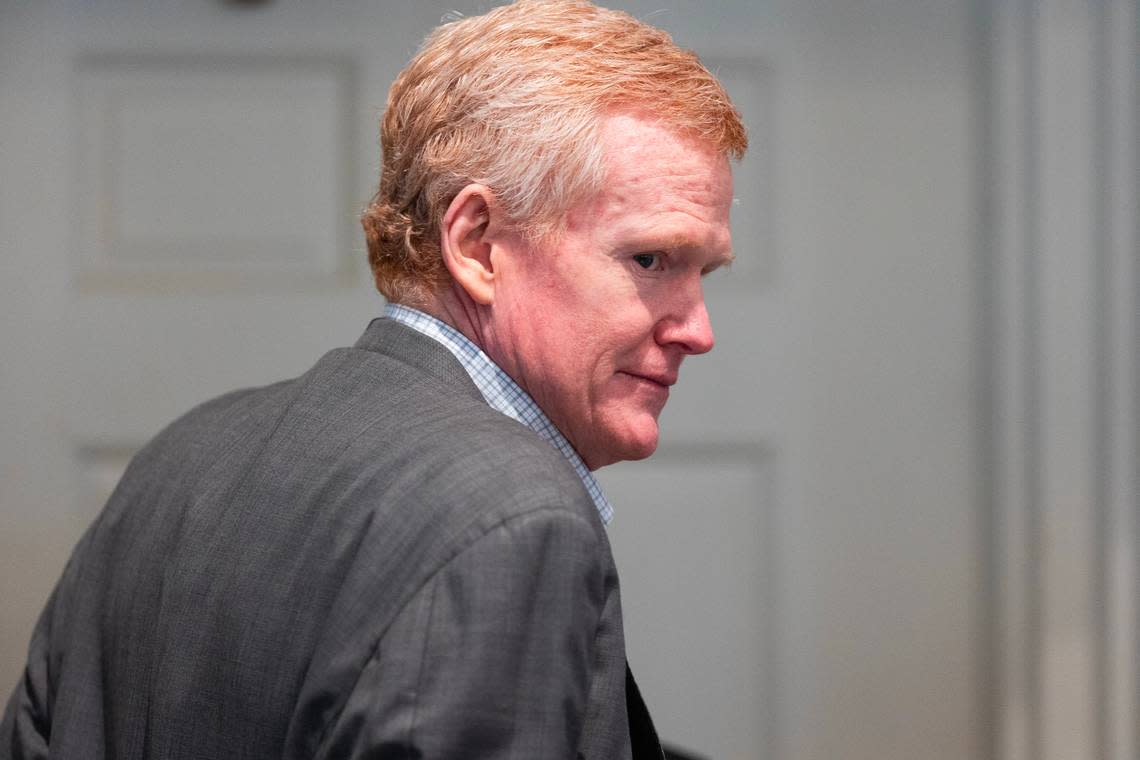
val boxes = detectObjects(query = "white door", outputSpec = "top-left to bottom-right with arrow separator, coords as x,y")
0,2 -> 978,759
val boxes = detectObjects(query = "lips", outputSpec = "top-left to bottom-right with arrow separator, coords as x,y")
621,370 -> 677,388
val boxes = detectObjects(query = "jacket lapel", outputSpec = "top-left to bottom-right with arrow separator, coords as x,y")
626,665 -> 665,760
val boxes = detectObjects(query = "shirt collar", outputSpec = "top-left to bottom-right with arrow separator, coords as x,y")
383,303 -> 614,525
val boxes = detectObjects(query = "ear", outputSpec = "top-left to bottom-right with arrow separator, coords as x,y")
440,184 -> 500,306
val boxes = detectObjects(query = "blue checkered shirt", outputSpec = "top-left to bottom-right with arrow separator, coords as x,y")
384,303 -> 615,525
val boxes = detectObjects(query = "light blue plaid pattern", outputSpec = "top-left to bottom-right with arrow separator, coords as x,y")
384,304 -> 615,525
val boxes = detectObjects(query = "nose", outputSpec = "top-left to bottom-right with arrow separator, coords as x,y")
653,279 -> 715,355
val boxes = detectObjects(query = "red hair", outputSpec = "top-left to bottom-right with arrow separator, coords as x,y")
361,0 -> 747,306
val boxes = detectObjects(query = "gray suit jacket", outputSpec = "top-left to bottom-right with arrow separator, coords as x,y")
2,318 -> 662,759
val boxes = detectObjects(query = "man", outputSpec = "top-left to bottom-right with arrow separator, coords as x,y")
2,1 -> 745,757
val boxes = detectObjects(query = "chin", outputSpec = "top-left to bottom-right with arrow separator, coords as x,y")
620,434 -> 659,462
588,422 -> 660,469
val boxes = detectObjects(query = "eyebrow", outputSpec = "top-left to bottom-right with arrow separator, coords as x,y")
701,251 -> 735,275
645,231 -> 734,259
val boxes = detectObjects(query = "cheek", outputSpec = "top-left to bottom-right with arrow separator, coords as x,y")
512,262 -> 651,376
530,318 -> 614,397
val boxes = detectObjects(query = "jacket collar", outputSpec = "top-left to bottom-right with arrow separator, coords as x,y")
353,317 -> 484,403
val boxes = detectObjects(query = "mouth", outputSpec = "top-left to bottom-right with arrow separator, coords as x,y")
621,370 -> 677,389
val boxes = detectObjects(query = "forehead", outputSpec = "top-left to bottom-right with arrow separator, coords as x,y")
564,112 -> 734,253
604,113 -> 730,191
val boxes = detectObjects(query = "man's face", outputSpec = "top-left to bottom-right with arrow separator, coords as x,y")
485,111 -> 734,470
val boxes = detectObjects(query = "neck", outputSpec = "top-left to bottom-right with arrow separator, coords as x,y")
415,284 -> 492,354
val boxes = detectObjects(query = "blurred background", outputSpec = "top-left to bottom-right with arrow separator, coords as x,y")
0,1 -> 1136,759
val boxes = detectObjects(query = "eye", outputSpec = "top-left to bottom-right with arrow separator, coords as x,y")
632,252 -> 663,271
